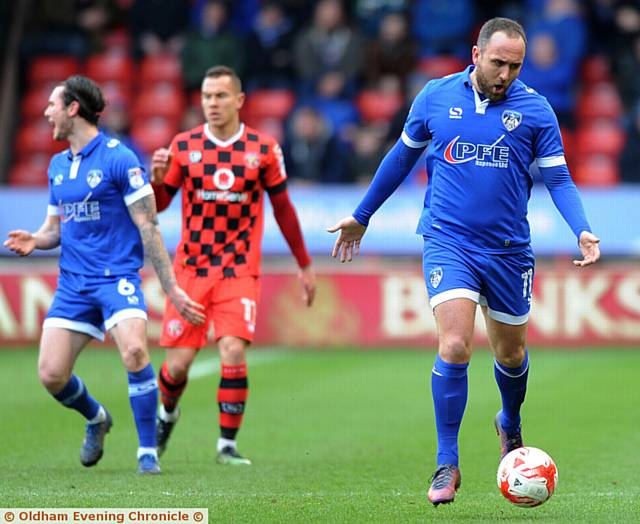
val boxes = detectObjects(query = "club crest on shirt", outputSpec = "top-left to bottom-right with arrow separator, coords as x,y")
53,173 -> 64,186
128,167 -> 145,189
502,110 -> 522,132
429,267 -> 443,289
166,319 -> 184,338
86,169 -> 103,188
244,153 -> 260,169
189,151 -> 202,163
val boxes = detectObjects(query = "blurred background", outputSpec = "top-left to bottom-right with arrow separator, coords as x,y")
0,0 -> 639,348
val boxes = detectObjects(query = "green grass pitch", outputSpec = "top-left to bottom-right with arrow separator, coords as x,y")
1,346 -> 639,523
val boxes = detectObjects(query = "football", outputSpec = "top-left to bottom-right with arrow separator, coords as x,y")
497,446 -> 558,507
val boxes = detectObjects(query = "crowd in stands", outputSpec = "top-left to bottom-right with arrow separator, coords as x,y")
7,0 -> 640,186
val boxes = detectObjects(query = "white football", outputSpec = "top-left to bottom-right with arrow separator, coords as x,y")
497,446 -> 558,507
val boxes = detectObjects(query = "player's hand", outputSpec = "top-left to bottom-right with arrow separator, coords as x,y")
573,231 -> 601,267
3,230 -> 36,256
150,148 -> 172,185
168,285 -> 206,325
327,216 -> 367,263
298,265 -> 316,307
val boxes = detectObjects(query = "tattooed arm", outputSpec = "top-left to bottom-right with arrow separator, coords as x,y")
128,194 -> 205,324
4,215 -> 61,255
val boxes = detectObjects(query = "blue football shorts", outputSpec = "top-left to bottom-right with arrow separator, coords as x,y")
422,238 -> 535,325
44,269 -> 148,341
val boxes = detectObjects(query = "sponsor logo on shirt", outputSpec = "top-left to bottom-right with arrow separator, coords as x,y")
86,169 -> 103,188
213,168 -> 235,190
449,107 -> 463,119
106,138 -> 120,148
128,167 -> 145,189
60,198 -> 101,223
196,189 -> 248,202
444,134 -> 509,168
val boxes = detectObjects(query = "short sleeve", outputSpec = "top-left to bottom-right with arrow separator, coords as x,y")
534,101 -> 566,168
111,145 -> 153,206
261,138 -> 288,194
47,159 -> 59,216
402,82 -> 432,148
164,136 -> 184,188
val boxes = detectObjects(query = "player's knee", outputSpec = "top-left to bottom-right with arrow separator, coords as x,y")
38,363 -> 69,393
120,342 -> 149,370
439,335 -> 472,362
218,337 -> 246,363
496,344 -> 527,367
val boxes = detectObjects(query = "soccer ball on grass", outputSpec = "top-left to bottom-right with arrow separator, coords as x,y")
497,446 -> 558,507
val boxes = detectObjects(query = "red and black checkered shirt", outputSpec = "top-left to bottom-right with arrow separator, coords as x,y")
164,123 -> 288,279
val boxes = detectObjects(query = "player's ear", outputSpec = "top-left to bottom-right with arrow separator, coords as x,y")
67,100 -> 81,117
471,45 -> 480,65
236,92 -> 245,110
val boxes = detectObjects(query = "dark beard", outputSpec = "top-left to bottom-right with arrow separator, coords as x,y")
475,67 -> 506,102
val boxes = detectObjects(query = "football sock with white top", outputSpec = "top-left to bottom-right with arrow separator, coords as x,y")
494,350 -> 529,435
53,374 -> 101,420
431,354 -> 468,467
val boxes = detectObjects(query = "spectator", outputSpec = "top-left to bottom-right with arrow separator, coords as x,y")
100,101 -> 147,165
620,100 -> 640,183
244,2 -> 296,90
293,0 -> 365,97
283,106 -> 346,183
131,0 -> 188,58
362,11 -> 417,90
519,0 -> 587,127
411,0 -> 475,58
610,3 -> 640,108
345,125 -> 386,184
181,0 -> 244,91
353,0 -> 410,36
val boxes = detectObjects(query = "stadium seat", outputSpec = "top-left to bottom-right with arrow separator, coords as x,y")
14,121 -> 63,158
575,120 -> 626,158
580,55 -> 613,84
133,83 -> 185,124
248,117 -> 284,144
576,82 -> 623,123
573,154 -> 620,186
99,80 -> 132,108
130,117 -> 176,155
417,55 -> 466,79
102,29 -> 132,54
355,89 -> 404,123
242,89 -> 295,121
140,54 -> 183,85
21,86 -> 53,122
28,56 -> 80,86
85,52 -> 134,85
7,154 -> 53,186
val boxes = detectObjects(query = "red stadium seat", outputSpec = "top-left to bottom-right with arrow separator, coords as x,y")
576,82 -> 623,123
575,120 -> 626,158
573,154 -> 620,186
248,117 -> 284,144
140,54 -> 183,84
21,86 -> 53,122
103,29 -> 132,53
355,89 -> 403,123
130,117 -> 176,155
580,55 -> 613,84
14,121 -> 65,158
560,127 -> 575,172
85,52 -> 135,85
417,55 -> 466,79
133,83 -> 185,124
28,56 -> 80,86
242,89 -> 295,121
100,80 -> 132,108
7,154 -> 51,186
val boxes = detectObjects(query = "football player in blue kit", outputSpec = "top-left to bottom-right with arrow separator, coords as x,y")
328,18 -> 600,505
4,76 -> 205,474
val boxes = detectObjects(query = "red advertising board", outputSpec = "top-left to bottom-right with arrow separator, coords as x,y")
0,265 -> 639,347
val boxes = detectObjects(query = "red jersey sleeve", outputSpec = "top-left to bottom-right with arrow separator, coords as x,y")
261,138 -> 288,194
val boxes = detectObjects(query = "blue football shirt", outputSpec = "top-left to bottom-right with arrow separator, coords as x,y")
47,132 -> 153,276
404,65 -> 567,253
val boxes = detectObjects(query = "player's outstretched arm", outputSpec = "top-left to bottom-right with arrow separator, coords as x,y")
327,216 -> 367,263
573,231 -> 601,267
298,265 -> 316,306
4,215 -> 60,256
128,194 -> 206,325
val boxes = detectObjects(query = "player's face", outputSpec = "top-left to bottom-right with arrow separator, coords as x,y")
44,86 -> 73,141
201,76 -> 245,133
472,31 -> 525,102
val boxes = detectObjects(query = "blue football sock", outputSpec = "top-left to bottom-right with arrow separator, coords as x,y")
431,355 -> 469,467
53,375 -> 100,420
494,350 -> 529,435
128,364 -> 158,449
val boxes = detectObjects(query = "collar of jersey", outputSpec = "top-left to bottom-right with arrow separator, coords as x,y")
65,131 -> 104,160
204,123 -> 245,148
463,65 -> 517,103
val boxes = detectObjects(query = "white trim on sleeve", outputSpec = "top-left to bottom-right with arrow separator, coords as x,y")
401,130 -> 429,149
536,155 -> 566,168
47,205 -> 60,216
124,184 -> 154,206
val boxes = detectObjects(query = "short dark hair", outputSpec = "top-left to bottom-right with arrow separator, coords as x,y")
61,75 -> 105,125
204,65 -> 242,92
477,17 -> 527,50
